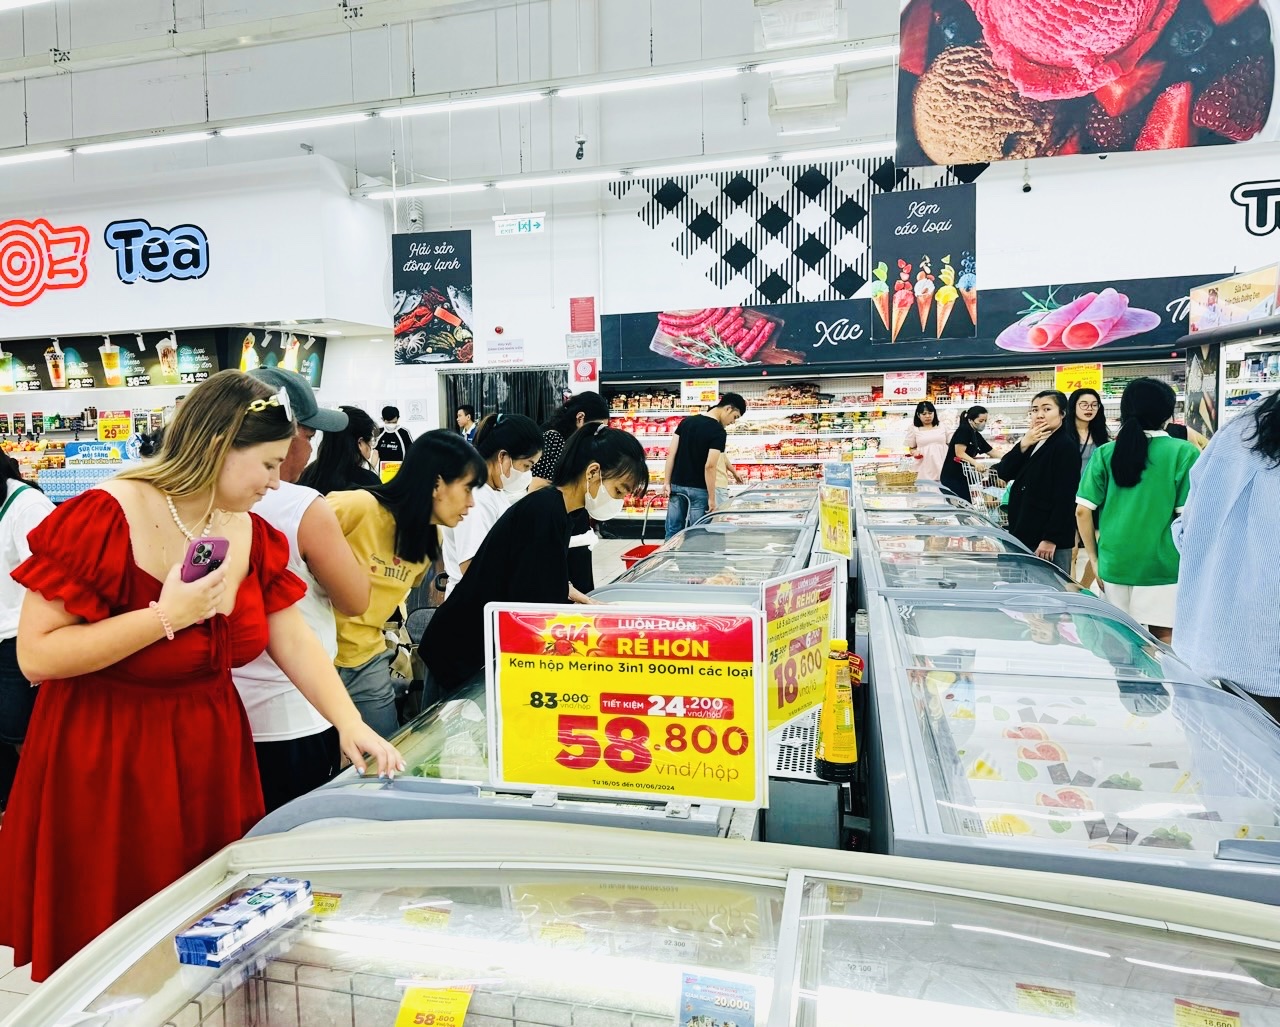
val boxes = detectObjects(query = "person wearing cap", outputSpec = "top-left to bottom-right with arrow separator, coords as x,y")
235,368 -> 373,812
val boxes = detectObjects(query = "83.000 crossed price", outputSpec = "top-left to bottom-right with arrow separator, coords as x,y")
554,715 -> 750,774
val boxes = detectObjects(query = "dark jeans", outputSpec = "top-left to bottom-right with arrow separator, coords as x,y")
665,485 -> 709,539
254,727 -> 341,813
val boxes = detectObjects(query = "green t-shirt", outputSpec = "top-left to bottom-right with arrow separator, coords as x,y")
1076,433 -> 1199,586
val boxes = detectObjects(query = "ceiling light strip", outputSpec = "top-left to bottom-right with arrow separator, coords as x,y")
220,112 -> 372,138
0,147 -> 69,167
77,131 -> 213,155
557,67 -> 740,99
379,90 -> 548,119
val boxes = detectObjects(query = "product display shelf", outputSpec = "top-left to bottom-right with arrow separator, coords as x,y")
1220,341 -> 1280,422
854,481 -> 1280,904
13,820 -> 1280,1027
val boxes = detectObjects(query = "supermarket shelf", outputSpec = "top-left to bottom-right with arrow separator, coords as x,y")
630,430 -> 895,441
1223,380 -> 1280,391
612,396 -> 1184,419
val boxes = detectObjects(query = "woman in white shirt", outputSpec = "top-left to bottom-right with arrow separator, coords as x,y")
0,455 -> 54,809
442,414 -> 543,597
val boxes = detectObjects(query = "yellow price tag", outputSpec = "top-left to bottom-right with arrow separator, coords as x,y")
763,566 -> 836,731
1015,983 -> 1077,1017
394,986 -> 473,1027
97,411 -> 133,443
1174,999 -> 1240,1027
310,892 -> 342,916
538,921 -> 587,946
491,608 -> 766,807
403,905 -> 451,929
819,485 -> 852,559
1054,363 -> 1103,395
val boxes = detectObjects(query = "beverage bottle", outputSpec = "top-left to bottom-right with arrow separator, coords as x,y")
814,639 -> 858,781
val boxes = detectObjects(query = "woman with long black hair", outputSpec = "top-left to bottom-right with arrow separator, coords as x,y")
1174,391 -> 1280,714
904,400 -> 948,481
1068,387 -> 1110,473
1076,379 -> 1198,642
298,405 -> 381,495
939,405 -> 992,499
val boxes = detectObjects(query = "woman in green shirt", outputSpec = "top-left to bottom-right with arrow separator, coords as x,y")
1075,378 -> 1199,642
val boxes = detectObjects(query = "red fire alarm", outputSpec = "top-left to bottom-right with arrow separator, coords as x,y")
494,326 -> 505,335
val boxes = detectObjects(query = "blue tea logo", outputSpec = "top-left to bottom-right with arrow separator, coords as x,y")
104,219 -> 210,284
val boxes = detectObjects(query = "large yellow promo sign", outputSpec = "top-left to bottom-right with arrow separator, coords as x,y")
487,606 -> 766,807
762,565 -> 837,732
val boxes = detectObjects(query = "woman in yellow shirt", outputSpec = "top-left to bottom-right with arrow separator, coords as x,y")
328,430 -> 484,736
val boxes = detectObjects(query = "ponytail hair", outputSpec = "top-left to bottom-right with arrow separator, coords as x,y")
1111,378 -> 1176,488
472,413 -> 544,463
964,405 -> 988,422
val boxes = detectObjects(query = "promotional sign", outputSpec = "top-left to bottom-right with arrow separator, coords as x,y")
677,972 -> 756,1027
487,606 -> 767,808
681,379 -> 720,406
392,230 -> 475,366
97,410 -> 132,442
763,565 -> 837,732
1189,265 -> 1280,333
1054,363 -> 1103,395
394,985 -> 473,1027
819,462 -> 853,559
228,328 -> 325,387
883,370 -> 928,403
870,185 -> 977,342
0,329 -> 220,393
896,0 -> 1278,168
565,331 -> 602,392
569,296 -> 596,332
601,274 -> 1218,382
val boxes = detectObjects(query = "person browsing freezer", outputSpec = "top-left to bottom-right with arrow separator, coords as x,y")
664,393 -> 746,539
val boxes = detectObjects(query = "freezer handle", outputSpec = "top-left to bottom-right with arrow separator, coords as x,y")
1215,839 -> 1280,866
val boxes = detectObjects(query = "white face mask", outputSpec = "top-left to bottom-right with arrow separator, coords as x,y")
584,475 -> 625,521
500,461 -> 533,495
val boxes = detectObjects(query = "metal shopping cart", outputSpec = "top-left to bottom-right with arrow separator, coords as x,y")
961,460 -> 1008,528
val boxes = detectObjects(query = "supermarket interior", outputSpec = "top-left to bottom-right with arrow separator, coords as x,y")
3,0 -> 1280,1024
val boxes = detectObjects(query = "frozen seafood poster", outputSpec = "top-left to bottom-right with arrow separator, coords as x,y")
230,329 -> 326,387
897,0 -> 1277,167
392,230 -> 475,365
870,184 -> 977,342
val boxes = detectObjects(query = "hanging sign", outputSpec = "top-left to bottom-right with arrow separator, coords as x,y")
762,565 -> 837,732
97,410 -> 132,442
1054,363 -> 1103,395
493,212 -> 546,237
486,605 -> 767,808
681,379 -> 720,406
883,370 -> 929,403
819,462 -> 853,559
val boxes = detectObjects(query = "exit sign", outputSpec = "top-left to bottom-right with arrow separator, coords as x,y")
494,212 -> 546,236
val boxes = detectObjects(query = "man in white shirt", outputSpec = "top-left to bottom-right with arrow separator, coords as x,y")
237,369 -> 373,811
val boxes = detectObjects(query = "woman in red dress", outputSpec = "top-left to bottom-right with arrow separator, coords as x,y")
0,371 -> 403,981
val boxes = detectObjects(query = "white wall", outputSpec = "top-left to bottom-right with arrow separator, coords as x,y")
317,334 -> 443,435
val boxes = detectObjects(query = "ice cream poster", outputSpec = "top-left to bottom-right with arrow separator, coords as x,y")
897,0 -> 1278,168
392,230 -> 475,365
871,184 -> 977,342
230,329 -> 325,387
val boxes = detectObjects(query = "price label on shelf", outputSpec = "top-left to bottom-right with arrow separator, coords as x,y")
310,892 -> 342,916
883,370 -> 928,402
681,379 -> 720,406
97,410 -> 132,442
394,985 -> 473,1027
487,606 -> 766,807
1016,984 -> 1077,1017
762,565 -> 837,732
819,462 -> 853,559
1054,362 -> 1103,395
1174,999 -> 1240,1027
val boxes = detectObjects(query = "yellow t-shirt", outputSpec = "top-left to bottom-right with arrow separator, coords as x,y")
327,490 -> 429,668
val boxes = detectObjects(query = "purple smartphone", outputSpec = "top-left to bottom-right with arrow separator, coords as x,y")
181,537 -> 230,583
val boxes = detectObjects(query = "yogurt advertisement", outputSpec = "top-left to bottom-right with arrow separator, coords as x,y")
897,0 -> 1278,166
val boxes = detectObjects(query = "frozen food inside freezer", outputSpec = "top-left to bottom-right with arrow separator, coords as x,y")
659,523 -> 807,556
860,493 -> 977,511
717,489 -> 818,512
617,551 -> 793,586
875,553 -> 1078,592
861,510 -> 996,528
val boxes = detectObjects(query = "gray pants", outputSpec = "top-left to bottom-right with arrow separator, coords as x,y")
337,649 -> 399,739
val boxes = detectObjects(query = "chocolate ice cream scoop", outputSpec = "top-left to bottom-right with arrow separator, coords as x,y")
913,45 -> 1056,165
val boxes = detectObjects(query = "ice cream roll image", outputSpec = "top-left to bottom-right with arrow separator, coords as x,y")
914,255 -> 937,330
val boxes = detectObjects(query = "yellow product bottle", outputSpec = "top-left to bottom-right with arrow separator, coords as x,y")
814,639 -> 857,781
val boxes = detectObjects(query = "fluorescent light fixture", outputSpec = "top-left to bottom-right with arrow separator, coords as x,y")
802,914 -> 935,928
364,182 -> 491,201
496,171 -> 622,189
380,91 -> 546,119
752,45 -> 899,76
952,924 -> 1111,959
783,141 -> 895,161
641,154 -> 775,177
0,147 -> 69,167
369,339 -> 385,343
558,67 -> 739,98
221,112 -> 371,138
77,131 -> 213,155
327,329 -> 343,336
0,0 -> 56,10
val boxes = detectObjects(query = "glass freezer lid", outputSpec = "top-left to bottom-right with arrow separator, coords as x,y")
718,490 -> 818,512
659,522 -> 806,556
861,509 -> 996,528
700,510 -> 813,526
876,553 -> 1079,592
904,673 -> 1280,862
617,550 -> 793,585
884,593 -> 1202,685
794,875 -> 1280,1026
860,493 -> 977,511
869,530 -> 1026,556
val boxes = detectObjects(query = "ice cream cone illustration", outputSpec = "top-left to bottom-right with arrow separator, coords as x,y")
959,251 -> 978,327
915,255 -> 936,331
871,262 -> 891,332
891,288 -> 914,343
936,255 -> 958,338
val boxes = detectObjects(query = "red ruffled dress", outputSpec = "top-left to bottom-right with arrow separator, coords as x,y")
0,490 -> 306,981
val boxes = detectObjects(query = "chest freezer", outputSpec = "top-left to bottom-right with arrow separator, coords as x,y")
12,821 -> 1280,1027
860,509 -> 997,528
858,492 -> 978,513
658,522 -> 815,569
717,487 -> 819,513
615,550 -> 794,587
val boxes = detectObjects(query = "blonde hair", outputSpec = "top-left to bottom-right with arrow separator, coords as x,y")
116,370 -> 294,497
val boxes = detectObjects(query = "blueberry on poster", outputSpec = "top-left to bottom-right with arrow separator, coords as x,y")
897,0 -> 1277,167
392,231 -> 475,365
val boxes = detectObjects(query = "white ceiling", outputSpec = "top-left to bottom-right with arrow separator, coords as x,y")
0,0 -> 896,196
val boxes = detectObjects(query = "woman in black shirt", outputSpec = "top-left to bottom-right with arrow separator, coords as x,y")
297,405 -> 382,495
425,423 -> 648,692
939,405 -> 993,499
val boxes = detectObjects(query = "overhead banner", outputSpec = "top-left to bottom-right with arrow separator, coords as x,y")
870,184 -> 977,342
0,329 -> 220,393
231,329 -> 326,387
763,565 -> 838,732
486,605 -> 767,808
392,230 -> 475,366
896,0 -> 1277,168
602,274 -> 1221,381
1188,265 -> 1280,333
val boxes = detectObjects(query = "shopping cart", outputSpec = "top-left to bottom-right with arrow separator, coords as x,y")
961,460 -> 1008,528
620,494 -> 665,569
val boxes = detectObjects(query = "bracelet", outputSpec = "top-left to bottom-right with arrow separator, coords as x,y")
149,601 -> 175,641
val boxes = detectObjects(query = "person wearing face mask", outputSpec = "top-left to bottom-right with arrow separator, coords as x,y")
440,413 -> 543,598
425,423 -> 649,694
939,405 -> 993,499
993,390 -> 1081,573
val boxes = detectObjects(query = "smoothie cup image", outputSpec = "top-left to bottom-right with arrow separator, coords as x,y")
0,353 -> 13,392
155,335 -> 179,382
282,334 -> 301,372
45,346 -> 66,388
99,341 -> 123,386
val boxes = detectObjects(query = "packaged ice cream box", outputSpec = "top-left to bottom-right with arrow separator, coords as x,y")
964,781 -> 1276,827
944,711 -> 1189,749
959,749 -> 1201,790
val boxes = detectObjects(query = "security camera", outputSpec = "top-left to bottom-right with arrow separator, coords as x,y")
408,209 -> 423,226
575,135 -> 587,161
1021,182 -> 1032,194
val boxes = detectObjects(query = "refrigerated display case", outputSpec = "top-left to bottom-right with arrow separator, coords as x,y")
657,522 -> 816,570
615,550 -> 794,587
11,820 -> 1280,1027
860,509 -> 994,528
717,487 -> 819,513
858,491 -> 978,513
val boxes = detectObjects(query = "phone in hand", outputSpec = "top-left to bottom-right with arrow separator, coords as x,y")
181,537 -> 230,583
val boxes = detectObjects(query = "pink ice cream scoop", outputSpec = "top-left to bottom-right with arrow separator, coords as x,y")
967,0 -> 1181,101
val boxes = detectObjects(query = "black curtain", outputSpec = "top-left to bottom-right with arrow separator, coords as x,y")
441,367 -> 569,429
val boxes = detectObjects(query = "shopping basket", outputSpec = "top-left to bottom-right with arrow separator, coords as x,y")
621,494 -> 664,569
961,460 -> 1009,528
